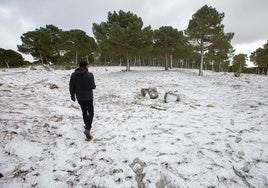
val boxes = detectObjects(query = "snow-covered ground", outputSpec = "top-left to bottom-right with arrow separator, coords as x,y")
0,66 -> 267,188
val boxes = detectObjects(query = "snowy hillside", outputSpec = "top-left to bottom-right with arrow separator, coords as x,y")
0,66 -> 267,187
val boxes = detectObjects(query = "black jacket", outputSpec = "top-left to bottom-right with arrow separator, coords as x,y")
69,68 -> 96,101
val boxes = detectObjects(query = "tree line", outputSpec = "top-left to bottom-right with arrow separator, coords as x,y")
0,5 -> 267,75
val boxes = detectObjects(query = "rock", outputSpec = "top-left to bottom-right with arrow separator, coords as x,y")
43,123 -> 50,127
67,181 -> 74,187
234,72 -> 241,77
148,87 -> 159,99
164,91 -> 180,103
141,88 -> 149,97
241,162 -> 251,173
55,115 -> 63,122
70,104 -> 79,109
49,83 -> 59,89
190,105 -> 197,109
132,163 -> 143,175
156,174 -> 175,188
130,158 -> 147,188
110,168 -> 123,175
30,66 -> 37,71
141,87 -> 159,99
237,151 -> 245,159
235,137 -> 242,143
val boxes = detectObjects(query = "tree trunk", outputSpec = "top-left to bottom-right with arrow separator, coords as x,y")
199,39 -> 204,76
5,60 -> 10,68
75,51 -> 78,65
133,56 -> 137,66
86,55 -> 89,64
219,58 -> 222,72
165,53 -> 168,70
170,54 -> 173,69
126,56 -> 130,71
39,50 -> 44,65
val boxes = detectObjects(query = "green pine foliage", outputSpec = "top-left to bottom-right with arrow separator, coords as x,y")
17,25 -> 96,65
5,5 -> 265,76
232,54 -> 247,73
0,48 -> 26,68
93,10 -> 153,70
250,41 -> 268,75
186,5 -> 234,75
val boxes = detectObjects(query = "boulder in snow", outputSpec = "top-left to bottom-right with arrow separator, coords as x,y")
164,91 -> 181,103
49,83 -> 59,89
234,72 -> 241,77
141,87 -> 159,99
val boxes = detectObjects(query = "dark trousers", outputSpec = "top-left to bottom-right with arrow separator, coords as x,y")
78,100 -> 94,130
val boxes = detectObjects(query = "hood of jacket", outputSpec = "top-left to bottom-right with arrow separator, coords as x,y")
73,67 -> 88,76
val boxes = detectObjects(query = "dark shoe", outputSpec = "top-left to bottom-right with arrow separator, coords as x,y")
84,130 -> 93,140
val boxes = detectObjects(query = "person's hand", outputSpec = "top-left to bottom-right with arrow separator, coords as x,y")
71,96 -> 76,102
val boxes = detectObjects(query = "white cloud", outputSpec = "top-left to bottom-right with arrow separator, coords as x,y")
235,40 -> 266,55
0,6 -> 10,18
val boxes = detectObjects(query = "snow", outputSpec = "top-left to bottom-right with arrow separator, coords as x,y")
0,66 -> 268,187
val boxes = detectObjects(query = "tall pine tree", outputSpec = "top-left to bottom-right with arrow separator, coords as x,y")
186,5 -> 232,76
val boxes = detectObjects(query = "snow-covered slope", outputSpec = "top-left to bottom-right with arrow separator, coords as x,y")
0,66 -> 267,187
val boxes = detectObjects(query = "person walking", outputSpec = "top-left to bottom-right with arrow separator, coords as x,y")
69,61 -> 96,140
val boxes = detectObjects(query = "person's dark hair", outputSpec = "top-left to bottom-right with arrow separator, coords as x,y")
79,61 -> 88,68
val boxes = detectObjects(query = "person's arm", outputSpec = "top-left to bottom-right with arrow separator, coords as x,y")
90,74 -> 96,89
69,74 -> 76,101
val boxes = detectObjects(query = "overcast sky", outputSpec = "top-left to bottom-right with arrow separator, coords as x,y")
1,0 -> 267,62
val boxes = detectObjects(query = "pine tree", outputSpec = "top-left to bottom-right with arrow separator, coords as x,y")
0,48 -> 25,68
250,41 -> 268,75
154,26 -> 182,70
186,5 -> 232,76
93,10 -> 151,71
